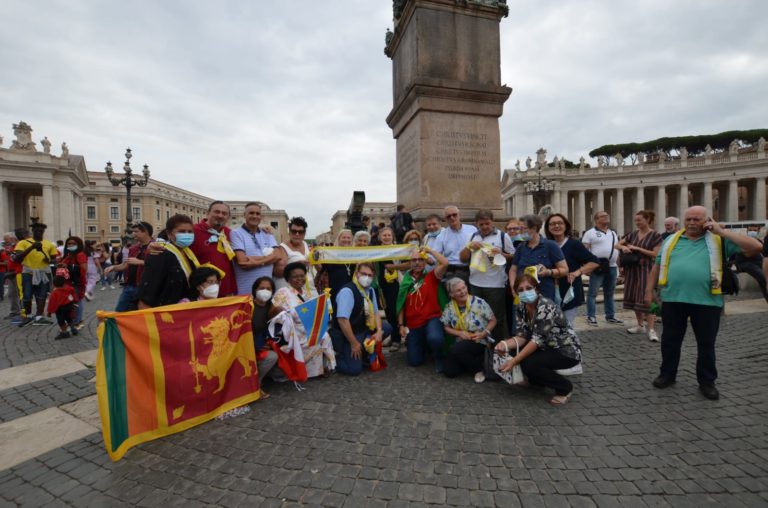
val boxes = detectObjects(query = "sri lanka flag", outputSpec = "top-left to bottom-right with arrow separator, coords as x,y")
295,291 -> 331,348
95,296 -> 260,461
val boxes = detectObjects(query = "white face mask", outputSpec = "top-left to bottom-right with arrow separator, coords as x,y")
357,275 -> 373,288
202,284 -> 220,299
255,289 -> 272,302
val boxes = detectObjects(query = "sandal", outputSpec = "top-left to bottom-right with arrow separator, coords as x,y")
549,392 -> 572,405
259,389 -> 271,400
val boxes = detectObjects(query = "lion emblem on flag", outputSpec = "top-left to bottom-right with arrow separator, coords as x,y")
190,310 -> 253,393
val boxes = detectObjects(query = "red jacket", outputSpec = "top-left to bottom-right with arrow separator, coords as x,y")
48,286 -> 76,314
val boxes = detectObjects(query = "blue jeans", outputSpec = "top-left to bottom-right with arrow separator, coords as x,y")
406,317 -> 445,369
332,321 -> 393,376
21,273 -> 50,303
115,285 -> 139,312
587,267 -> 617,319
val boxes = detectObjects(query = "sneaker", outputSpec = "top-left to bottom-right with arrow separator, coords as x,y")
110,285 -> 116,289
10,317 -> 24,325
73,322 -> 85,331
54,331 -> 71,340
474,372 -> 486,384
648,329 -> 659,342
586,316 -> 598,326
389,343 -> 401,353
382,336 -> 392,347
32,317 -> 54,326
605,317 -> 624,324
84,293 -> 93,301
100,286 -> 107,291
627,325 -> 647,334
71,327 -> 79,336
18,317 -> 34,327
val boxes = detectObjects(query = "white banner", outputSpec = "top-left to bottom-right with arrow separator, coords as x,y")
310,245 -> 416,265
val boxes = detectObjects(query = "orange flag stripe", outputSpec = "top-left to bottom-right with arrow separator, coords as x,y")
117,313 -> 158,436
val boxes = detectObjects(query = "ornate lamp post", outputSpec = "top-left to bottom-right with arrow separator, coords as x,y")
105,148 -> 150,244
524,162 -> 554,214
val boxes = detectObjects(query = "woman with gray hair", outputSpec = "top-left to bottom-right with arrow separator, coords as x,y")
441,277 -> 497,382
353,230 -> 371,247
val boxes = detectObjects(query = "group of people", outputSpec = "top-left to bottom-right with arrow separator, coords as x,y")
2,199 -> 763,404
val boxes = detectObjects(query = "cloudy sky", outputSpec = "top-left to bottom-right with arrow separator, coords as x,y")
2,0 -> 766,235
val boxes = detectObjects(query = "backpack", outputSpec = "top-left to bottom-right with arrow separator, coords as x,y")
391,213 -> 408,241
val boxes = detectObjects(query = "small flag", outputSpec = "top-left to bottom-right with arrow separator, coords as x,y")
294,292 -> 331,348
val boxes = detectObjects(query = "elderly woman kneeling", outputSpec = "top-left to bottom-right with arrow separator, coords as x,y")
495,274 -> 582,405
441,278 -> 496,382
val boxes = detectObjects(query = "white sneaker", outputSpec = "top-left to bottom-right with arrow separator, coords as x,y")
100,286 -> 107,291
382,336 -> 392,347
627,325 -> 647,334
648,330 -> 659,342
474,372 -> 486,384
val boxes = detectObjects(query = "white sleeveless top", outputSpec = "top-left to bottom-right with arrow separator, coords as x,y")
274,241 -> 316,290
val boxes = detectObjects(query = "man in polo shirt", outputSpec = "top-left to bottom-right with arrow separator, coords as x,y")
432,205 -> 477,285
13,223 -> 59,326
231,202 -> 281,296
459,209 -> 514,336
646,206 -> 761,400
582,211 -> 623,326
191,201 -> 236,296
106,222 -> 154,312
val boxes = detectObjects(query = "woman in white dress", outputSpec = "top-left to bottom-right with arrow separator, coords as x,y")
274,217 -> 315,291
272,262 -> 336,378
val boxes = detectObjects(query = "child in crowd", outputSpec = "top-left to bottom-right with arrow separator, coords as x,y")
187,266 -> 222,302
47,274 -> 78,340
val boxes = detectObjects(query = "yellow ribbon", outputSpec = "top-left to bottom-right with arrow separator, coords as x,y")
451,296 -> 473,331
353,276 -> 377,331
216,233 -> 236,261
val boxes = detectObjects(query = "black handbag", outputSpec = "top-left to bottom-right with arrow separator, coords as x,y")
618,251 -> 641,267
594,230 -> 616,274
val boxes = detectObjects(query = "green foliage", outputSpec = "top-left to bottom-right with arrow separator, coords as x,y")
588,129 -> 768,158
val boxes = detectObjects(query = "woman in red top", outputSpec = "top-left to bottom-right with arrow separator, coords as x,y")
396,246 -> 450,372
61,236 -> 88,328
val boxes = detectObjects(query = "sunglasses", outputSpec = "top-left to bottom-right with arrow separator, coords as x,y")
445,213 -> 458,219
290,229 -> 305,235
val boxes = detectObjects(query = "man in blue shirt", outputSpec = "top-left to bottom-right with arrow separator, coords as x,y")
230,202 -> 280,295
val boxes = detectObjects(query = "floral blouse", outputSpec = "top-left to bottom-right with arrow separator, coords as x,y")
515,296 -> 581,361
441,296 -> 495,334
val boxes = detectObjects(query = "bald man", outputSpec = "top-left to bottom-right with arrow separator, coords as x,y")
645,206 -> 761,400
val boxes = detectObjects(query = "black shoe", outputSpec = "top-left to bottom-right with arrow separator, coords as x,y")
54,331 -> 71,340
652,376 -> 676,389
71,327 -> 79,336
699,384 -> 719,400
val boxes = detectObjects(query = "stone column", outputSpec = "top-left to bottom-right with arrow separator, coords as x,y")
679,183 -> 689,218
615,189 -> 625,235
727,180 -> 739,221
0,183 -> 8,235
703,182 -> 713,215
553,189 -> 562,215
755,177 -> 766,221
635,186 -> 645,212
655,185 -> 666,230
596,189 -> 605,214
42,185 -> 55,237
576,190 -> 586,234
58,187 -> 75,238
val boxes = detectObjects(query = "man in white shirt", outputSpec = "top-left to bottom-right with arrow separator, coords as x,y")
582,211 -> 623,326
459,209 -> 514,336
432,205 -> 477,285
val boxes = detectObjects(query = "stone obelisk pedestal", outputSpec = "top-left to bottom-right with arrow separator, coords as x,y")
385,0 -> 511,222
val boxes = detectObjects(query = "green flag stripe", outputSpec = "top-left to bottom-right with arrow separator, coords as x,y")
103,317 -> 129,452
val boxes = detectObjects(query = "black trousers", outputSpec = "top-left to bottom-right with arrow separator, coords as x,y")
659,301 -> 720,385
443,339 -> 485,377
520,349 -> 578,396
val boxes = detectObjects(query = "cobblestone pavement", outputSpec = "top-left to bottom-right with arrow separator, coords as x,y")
0,290 -> 767,507
0,369 -> 94,423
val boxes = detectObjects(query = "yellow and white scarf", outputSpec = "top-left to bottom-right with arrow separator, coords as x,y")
658,229 -> 723,294
164,242 -> 201,279
451,296 -> 474,331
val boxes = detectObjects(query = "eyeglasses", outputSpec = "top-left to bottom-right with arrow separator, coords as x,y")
548,221 -> 565,227
445,213 -> 458,219
290,229 -> 305,235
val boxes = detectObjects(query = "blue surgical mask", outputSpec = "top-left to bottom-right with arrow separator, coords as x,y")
427,231 -> 439,239
67,246 -> 78,252
747,231 -> 758,238
174,232 -> 195,248
519,289 -> 538,304
518,233 -> 531,242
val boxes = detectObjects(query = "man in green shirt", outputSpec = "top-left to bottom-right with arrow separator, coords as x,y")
645,206 -> 761,400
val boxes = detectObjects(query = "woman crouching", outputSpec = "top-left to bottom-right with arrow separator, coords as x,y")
495,274 -> 582,405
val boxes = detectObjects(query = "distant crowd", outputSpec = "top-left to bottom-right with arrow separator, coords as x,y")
1,201 -> 764,404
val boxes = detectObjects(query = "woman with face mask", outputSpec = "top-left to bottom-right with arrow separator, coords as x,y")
508,214 -> 569,302
544,213 -> 600,326
60,236 -> 88,328
376,227 -> 404,352
495,274 -> 582,405
137,214 -> 200,309
251,276 -> 280,395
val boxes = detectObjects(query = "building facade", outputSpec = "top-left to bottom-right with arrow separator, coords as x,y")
501,140 -> 768,236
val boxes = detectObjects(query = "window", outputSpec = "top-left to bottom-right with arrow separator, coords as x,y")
87,226 -> 97,233
133,198 -> 141,203
155,209 -> 160,220
86,206 -> 96,220
166,210 -> 170,219
110,226 -> 120,233
110,198 -> 118,202
86,197 -> 96,202
110,206 -> 119,220
155,200 -> 160,205
133,207 -> 141,220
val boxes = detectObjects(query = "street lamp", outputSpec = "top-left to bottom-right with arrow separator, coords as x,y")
105,148 -> 150,244
524,162 -> 555,214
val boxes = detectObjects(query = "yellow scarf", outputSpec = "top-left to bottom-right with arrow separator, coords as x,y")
164,242 -> 201,279
658,229 -> 722,294
353,276 -> 377,331
217,233 -> 235,260
451,296 -> 473,331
